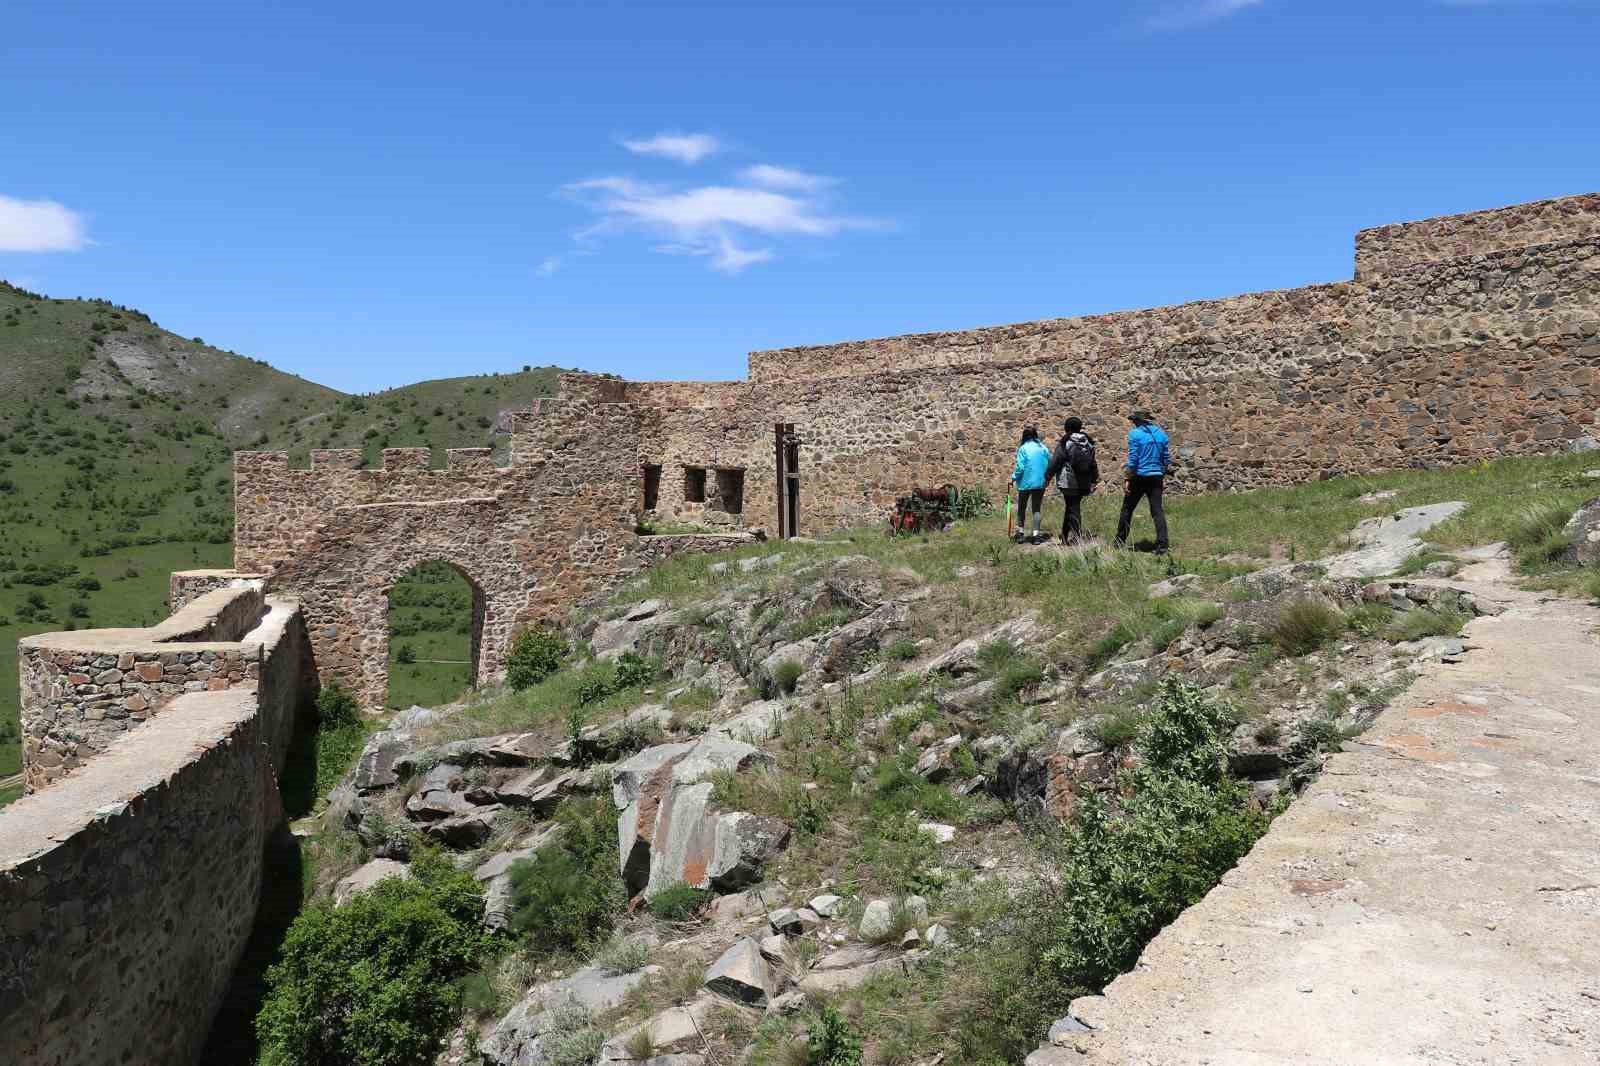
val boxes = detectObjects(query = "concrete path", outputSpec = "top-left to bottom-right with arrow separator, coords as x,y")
1035,558 -> 1600,1065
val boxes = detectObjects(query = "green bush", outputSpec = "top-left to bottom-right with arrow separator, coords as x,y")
1267,599 -> 1344,656
1506,501 -> 1576,572
306,681 -> 369,799
505,626 -> 568,691
807,1006 -> 864,1066
613,651 -> 658,689
256,852 -> 488,1066
508,796 -> 624,954
646,881 -> 711,922
395,643 -> 416,665
982,680 -> 1268,1051
575,661 -> 619,706
770,660 -> 804,695
883,637 -> 920,662
1385,607 -> 1467,643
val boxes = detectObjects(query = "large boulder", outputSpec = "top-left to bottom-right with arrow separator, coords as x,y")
613,736 -> 788,898
334,858 -> 410,906
703,938 -> 772,1005
404,763 -> 472,821
1561,496 -> 1600,567
483,965 -> 657,1065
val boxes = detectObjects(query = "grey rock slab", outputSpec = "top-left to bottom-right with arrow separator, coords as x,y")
485,965 -> 659,1065
904,895 -> 930,925
1147,573 -> 1203,598
709,698 -> 788,744
859,899 -> 894,940
334,858 -> 410,906
923,612 -> 1046,676
935,677 -> 999,715
760,934 -> 788,963
918,822 -> 956,844
913,735 -> 963,782
1560,495 -> 1600,567
421,805 -> 501,847
808,893 -> 843,917
704,938 -> 771,1005
925,922 -> 951,947
351,729 -> 414,791
1323,501 -> 1468,579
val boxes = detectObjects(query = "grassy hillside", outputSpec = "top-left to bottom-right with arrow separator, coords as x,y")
0,279 -> 563,797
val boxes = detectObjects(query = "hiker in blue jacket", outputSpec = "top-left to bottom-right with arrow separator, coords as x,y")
1010,426 -> 1051,543
1114,410 -> 1171,553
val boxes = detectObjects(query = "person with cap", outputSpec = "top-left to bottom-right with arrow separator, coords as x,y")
1010,425 -> 1051,543
1114,409 -> 1171,553
1045,415 -> 1099,544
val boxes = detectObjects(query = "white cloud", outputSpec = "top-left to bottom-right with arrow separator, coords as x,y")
0,195 -> 89,252
740,164 -> 838,192
618,131 -> 721,164
562,166 -> 880,275
1144,0 -> 1265,30
536,256 -> 562,277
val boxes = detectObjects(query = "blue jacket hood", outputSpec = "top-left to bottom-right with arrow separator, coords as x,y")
1012,439 -> 1051,490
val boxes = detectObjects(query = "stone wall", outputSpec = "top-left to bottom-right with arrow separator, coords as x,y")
231,192 -> 1600,711
640,229 -> 1600,533
169,568 -> 267,613
18,585 -> 307,792
0,690 -> 281,1066
1355,191 -> 1600,280
236,386 -> 644,709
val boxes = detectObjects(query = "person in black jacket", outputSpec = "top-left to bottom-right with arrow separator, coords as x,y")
1044,416 -> 1099,544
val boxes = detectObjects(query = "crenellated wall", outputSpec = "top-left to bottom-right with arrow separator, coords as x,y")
233,193 -> 1600,710
235,384 -> 644,708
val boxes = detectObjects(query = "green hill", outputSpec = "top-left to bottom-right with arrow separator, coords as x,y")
0,279 -> 564,799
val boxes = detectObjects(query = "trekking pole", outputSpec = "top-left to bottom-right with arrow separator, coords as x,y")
1005,483 -> 1015,539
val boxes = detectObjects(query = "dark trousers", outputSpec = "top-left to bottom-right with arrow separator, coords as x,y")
1059,491 -> 1084,543
1016,487 -> 1044,527
1115,475 -> 1168,550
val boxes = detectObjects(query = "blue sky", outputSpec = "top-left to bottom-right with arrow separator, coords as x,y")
3,0 -> 1596,392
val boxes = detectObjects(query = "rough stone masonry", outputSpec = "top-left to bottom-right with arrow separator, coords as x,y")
232,192 -> 1600,708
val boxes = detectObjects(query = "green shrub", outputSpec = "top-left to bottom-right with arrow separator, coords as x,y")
304,681 -> 369,799
998,658 -> 1044,697
1085,621 -> 1139,670
505,626 -> 568,690
646,881 -> 711,922
395,643 -> 416,664
807,1006 -> 864,1066
508,796 -> 624,954
613,651 -> 658,689
1345,603 -> 1394,638
789,606 -> 855,640
1088,705 -> 1144,748
987,680 -> 1268,1045
575,661 -> 618,706
1385,608 -> 1468,643
1506,501 -> 1576,572
883,637 -> 920,662
976,637 -> 1021,672
949,486 -> 994,521
1586,569 -> 1600,604
256,852 -> 488,1066
1267,599 -> 1344,656
770,660 -> 804,695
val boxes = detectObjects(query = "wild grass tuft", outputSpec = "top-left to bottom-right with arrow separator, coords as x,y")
1267,599 -> 1345,657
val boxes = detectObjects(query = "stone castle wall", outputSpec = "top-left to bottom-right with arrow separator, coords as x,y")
232,193 -> 1600,706
235,387 -> 643,709
1354,191 -> 1600,279
17,584 -> 311,792
635,234 -> 1600,532
0,690 -> 282,1066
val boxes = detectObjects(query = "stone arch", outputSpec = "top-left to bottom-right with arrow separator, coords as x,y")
382,557 -> 488,710
267,498 -> 532,710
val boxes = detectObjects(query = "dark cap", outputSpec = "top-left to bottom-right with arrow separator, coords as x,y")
1128,410 -> 1153,423
1063,416 -> 1083,433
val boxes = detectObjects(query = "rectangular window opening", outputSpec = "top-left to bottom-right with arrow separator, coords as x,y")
642,464 -> 661,510
683,466 -> 706,503
714,468 -> 745,515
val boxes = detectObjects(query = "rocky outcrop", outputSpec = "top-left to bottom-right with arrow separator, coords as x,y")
1561,495 -> 1600,566
483,965 -> 658,1066
612,736 -> 789,898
